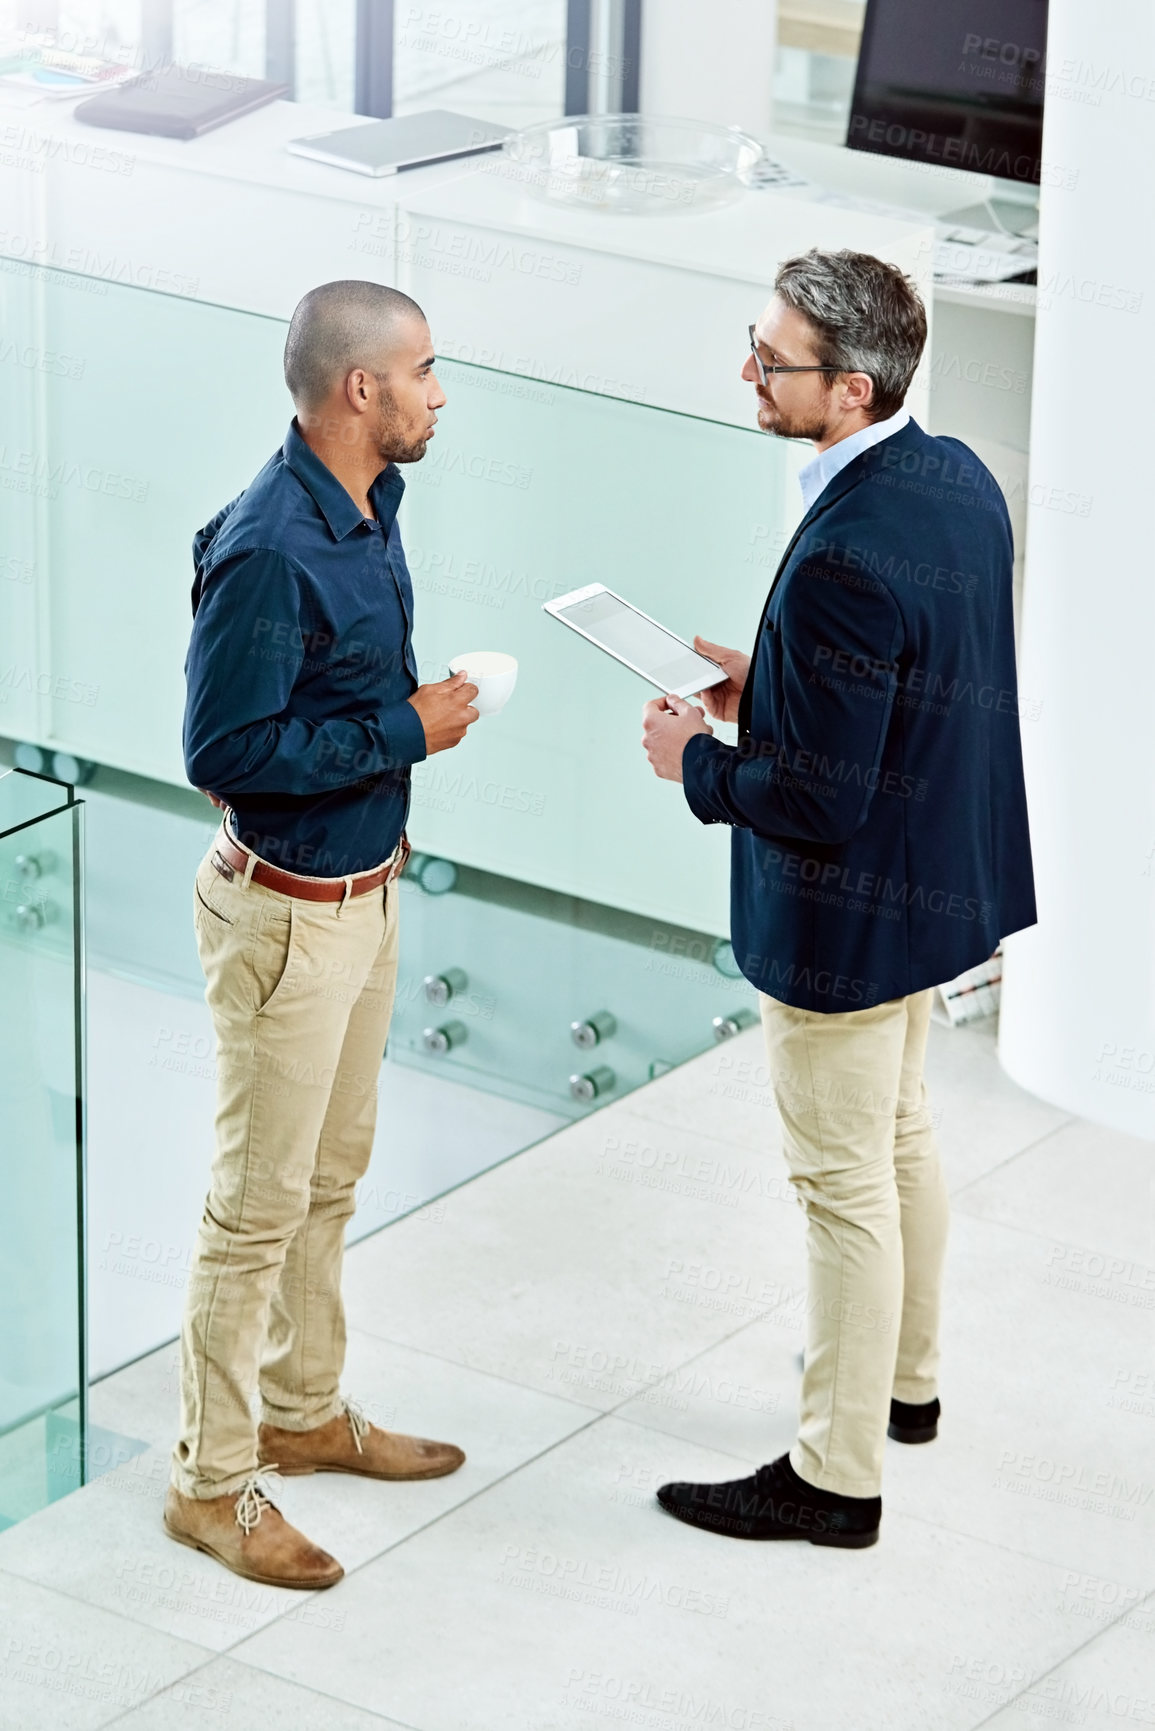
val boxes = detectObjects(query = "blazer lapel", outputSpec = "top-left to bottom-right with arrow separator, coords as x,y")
737,423 -> 921,739
737,486 -> 849,737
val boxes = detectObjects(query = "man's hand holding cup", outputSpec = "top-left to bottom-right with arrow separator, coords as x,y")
407,671 -> 479,754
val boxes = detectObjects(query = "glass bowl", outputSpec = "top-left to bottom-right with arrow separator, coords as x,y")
501,114 -> 765,216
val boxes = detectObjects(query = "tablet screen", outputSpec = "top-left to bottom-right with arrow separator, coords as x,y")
555,590 -> 722,692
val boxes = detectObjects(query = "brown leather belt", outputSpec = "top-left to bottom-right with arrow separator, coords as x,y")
210,822 -> 410,903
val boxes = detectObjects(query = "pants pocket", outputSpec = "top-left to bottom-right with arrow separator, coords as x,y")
252,898 -> 297,1015
194,876 -> 234,925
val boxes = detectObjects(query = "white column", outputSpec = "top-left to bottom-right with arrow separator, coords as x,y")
639,0 -> 777,134
998,0 -> 1155,1133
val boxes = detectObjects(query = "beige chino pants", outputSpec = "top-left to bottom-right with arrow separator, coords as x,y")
759,987 -> 950,1499
171,828 -> 400,1499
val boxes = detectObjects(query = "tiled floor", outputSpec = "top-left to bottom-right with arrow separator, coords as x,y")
1,1014 -> 1152,1731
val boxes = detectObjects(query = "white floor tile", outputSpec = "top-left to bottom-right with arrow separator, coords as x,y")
89,1342 -> 181,1456
919,1016 -> 1075,1190
954,1117 -> 1155,1267
342,1104 -> 805,1405
624,1025 -> 784,1153
104,1656 -> 413,1729
348,1058 -> 565,1244
977,1607 -> 1155,1728
233,1418 -> 1095,1731
629,1016 -> 1075,1196
0,1446 -> 307,1652
611,1319 -> 803,1466
1,1335 -> 596,1643
884,1211 -> 1155,1584
0,1568 -> 211,1731
613,1210 -> 1155,1585
251,1328 -> 598,1575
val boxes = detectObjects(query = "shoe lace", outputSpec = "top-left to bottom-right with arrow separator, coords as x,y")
341,1397 -> 370,1455
233,1470 -> 282,1535
754,1458 -> 787,1494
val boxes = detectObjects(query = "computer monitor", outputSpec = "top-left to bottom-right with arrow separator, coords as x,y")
846,0 -> 1049,206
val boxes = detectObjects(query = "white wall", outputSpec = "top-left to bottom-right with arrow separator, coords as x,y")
639,0 -> 777,134
998,1 -> 1155,1133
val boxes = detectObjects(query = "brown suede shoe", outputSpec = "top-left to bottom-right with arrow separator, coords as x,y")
163,1477 -> 343,1589
258,1398 -> 465,1481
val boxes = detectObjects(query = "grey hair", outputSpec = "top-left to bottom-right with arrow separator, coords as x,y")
284,280 -> 426,410
773,249 -> 927,421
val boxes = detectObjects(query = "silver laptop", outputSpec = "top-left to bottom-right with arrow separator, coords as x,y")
287,109 -> 512,177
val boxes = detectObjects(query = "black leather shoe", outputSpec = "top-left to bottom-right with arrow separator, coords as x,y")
656,1452 -> 880,1548
888,1396 -> 940,1443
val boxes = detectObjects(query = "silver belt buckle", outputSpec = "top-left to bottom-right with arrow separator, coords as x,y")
211,848 -> 236,882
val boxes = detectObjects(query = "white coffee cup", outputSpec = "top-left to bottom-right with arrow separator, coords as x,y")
448,650 -> 518,718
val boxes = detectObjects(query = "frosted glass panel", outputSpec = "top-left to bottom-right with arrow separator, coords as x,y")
401,357 -> 784,932
390,867 -> 756,1115
0,772 -> 86,1528
2,266 -> 791,933
0,262 -> 286,784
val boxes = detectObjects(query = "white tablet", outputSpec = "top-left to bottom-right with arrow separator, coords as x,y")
543,583 -> 726,699
286,110 -> 512,177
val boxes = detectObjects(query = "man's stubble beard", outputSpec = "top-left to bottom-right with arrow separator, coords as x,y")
373,382 -> 428,465
756,392 -> 834,445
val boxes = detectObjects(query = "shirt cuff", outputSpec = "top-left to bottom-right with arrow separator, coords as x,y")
379,696 -> 428,769
681,732 -> 727,826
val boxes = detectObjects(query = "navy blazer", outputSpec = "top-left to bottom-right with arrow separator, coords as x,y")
682,418 -> 1036,1012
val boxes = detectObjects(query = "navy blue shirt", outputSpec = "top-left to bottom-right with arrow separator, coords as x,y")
183,421 -> 427,876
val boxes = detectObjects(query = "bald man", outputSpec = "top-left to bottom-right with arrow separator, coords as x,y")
167,282 -> 478,1588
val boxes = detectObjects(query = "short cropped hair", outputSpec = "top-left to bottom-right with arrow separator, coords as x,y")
284,280 -> 426,409
773,249 -> 927,421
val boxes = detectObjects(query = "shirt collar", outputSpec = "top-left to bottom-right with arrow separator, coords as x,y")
282,419 -> 405,540
797,405 -> 911,514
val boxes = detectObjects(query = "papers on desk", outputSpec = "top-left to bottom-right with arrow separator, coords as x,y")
747,175 -> 1038,287
0,35 -> 138,102
812,193 -> 1038,284
933,232 -> 1037,285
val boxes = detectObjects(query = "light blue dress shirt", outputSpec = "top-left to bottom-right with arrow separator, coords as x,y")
796,405 -> 911,513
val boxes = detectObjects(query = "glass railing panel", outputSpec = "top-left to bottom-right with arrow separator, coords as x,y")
0,259 -> 47,749
41,776 -> 757,1366
0,771 -> 86,1528
387,861 -> 757,1118
3,265 -> 791,937
400,356 -> 785,936
0,763 -> 72,830
3,263 -> 287,787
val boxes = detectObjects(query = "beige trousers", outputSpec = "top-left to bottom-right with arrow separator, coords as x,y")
759,988 -> 949,1498
171,828 -> 400,1499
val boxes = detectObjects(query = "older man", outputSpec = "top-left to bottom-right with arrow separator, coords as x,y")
167,282 -> 478,1587
643,249 -> 1035,1549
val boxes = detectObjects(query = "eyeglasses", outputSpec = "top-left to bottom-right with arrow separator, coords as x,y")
748,325 -> 845,388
